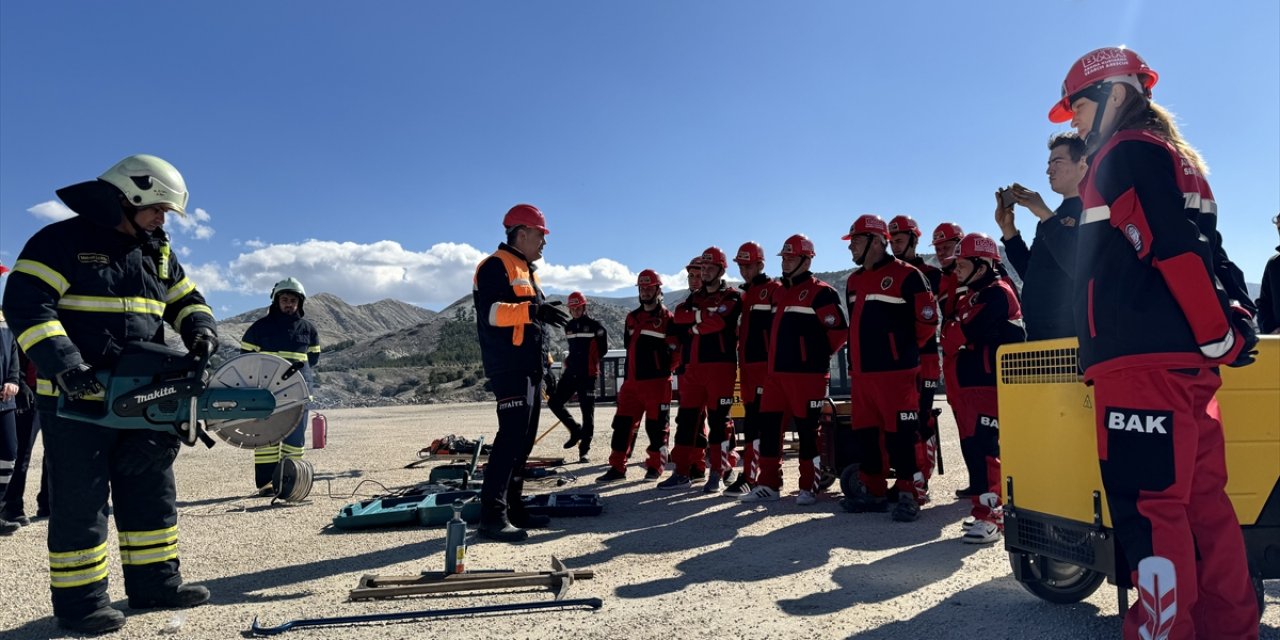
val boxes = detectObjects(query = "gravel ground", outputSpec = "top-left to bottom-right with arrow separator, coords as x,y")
2,402 -> 1276,639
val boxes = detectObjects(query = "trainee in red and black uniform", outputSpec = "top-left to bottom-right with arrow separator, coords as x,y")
725,241 -> 782,496
889,215 -> 944,482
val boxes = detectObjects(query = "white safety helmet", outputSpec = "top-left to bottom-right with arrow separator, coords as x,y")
98,154 -> 189,216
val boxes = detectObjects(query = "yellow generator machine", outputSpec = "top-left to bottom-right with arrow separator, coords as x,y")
999,336 -> 1278,614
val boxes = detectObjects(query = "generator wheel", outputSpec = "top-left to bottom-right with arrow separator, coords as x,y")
1009,553 -> 1106,604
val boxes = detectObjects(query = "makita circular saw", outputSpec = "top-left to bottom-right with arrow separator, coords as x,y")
57,341 -> 311,448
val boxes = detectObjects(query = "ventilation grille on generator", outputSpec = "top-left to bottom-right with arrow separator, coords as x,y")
1000,346 -> 1082,385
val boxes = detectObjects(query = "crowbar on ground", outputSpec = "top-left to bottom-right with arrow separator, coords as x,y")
249,597 -> 602,636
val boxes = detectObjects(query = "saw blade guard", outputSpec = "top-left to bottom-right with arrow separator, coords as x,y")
205,353 -> 311,449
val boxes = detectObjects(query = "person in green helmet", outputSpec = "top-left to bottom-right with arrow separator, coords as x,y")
240,277 -> 320,494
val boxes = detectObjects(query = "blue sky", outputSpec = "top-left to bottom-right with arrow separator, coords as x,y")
2,1 -> 1277,315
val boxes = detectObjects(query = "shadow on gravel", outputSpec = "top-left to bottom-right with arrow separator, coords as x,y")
844,576 -> 1117,640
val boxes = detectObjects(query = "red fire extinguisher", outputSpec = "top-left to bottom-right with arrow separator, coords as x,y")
311,413 -> 327,449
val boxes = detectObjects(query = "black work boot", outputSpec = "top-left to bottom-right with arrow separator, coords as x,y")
56,606 -> 126,635
128,583 -> 210,610
478,516 -> 529,542
562,421 -> 582,450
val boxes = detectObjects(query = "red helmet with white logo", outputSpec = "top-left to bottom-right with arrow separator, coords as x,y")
955,232 -> 1001,263
502,203 -> 550,234
685,257 -> 703,273
842,215 -> 890,241
931,222 -> 964,247
734,241 -> 765,264
637,269 -> 663,288
888,215 -> 921,237
700,246 -> 728,269
1049,46 -> 1159,123
567,291 -> 587,308
778,233 -> 816,257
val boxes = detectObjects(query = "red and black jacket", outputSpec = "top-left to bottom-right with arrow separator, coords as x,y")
673,282 -> 741,366
904,257 -> 942,362
738,273 -> 782,366
1075,130 -> 1241,379
625,305 -> 676,381
845,256 -> 938,374
563,314 -> 607,378
768,272 -> 848,374
953,273 -> 1026,388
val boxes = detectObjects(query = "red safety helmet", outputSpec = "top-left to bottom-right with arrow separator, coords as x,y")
734,241 -> 765,264
888,215 -> 921,237
955,232 -> 1001,263
931,222 -> 964,247
685,257 -> 703,273
567,291 -> 587,308
700,246 -> 728,269
637,269 -> 663,288
842,215 -> 889,241
0,263 -> 8,276
1049,46 -> 1159,123
778,233 -> 816,258
502,203 -> 550,234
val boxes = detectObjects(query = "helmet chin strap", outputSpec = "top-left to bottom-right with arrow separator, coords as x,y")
853,236 -> 874,266
784,257 -> 809,280
1084,82 -> 1116,149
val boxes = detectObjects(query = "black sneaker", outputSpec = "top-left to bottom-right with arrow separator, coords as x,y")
955,486 -> 984,498
128,584 -> 210,610
656,473 -> 691,490
596,468 -> 627,483
689,467 -> 707,481
643,467 -> 662,480
839,493 -> 889,513
0,512 -> 29,526
702,475 -> 722,494
562,423 -> 582,450
0,519 -> 19,536
57,606 -> 126,635
477,518 -> 529,542
891,494 -> 921,522
578,454 -> 590,464
722,476 -> 752,497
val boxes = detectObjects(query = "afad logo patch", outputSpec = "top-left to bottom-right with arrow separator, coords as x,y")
1106,408 -> 1171,434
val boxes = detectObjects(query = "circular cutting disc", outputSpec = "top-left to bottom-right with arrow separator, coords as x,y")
205,353 -> 311,449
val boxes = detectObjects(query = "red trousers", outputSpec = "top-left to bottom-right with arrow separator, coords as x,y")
849,369 -> 923,500
672,363 -> 735,475
756,372 -> 827,492
1093,367 -> 1258,640
607,378 -> 672,473
955,386 -> 1001,522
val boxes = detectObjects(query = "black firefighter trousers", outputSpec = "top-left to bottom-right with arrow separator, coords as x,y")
480,374 -> 543,524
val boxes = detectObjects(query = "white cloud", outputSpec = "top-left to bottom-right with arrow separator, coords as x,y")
176,245 -> 192,257
171,207 -> 215,239
536,258 -> 637,293
27,200 -> 75,222
233,238 -> 266,249
183,262 -> 234,293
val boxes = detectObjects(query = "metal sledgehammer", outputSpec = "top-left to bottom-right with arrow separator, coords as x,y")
249,598 -> 603,636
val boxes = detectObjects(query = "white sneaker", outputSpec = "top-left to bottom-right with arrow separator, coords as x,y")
962,520 -> 1002,544
960,515 -> 977,531
795,490 -> 817,506
739,485 -> 780,503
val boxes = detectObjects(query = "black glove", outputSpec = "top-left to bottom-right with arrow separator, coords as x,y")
544,369 -> 558,396
15,379 -> 34,413
534,301 -> 570,328
56,363 -> 105,401
1227,304 -> 1259,368
112,430 -> 182,476
186,327 -> 218,361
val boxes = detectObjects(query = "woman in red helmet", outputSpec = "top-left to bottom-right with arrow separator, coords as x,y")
1053,46 -> 1259,638
947,233 -> 1025,543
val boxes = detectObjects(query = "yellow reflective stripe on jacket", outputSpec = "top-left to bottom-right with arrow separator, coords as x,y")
35,377 -> 105,401
254,445 -> 282,463
13,259 -> 70,296
174,304 -> 214,329
58,295 -> 165,317
241,341 -> 261,352
165,277 -> 196,303
118,526 -> 178,547
18,320 -> 68,351
281,443 -> 305,459
49,541 -> 111,588
307,345 -> 321,353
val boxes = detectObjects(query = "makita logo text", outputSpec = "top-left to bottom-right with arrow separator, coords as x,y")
1107,409 -> 1170,434
133,386 -> 178,404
